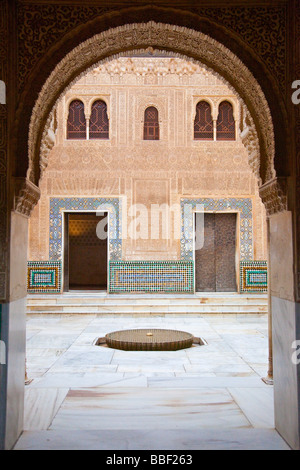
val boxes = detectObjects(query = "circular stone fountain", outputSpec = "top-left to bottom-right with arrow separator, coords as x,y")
104,328 -> 195,351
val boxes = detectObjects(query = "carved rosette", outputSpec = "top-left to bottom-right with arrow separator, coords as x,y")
259,177 -> 288,217
13,177 -> 41,218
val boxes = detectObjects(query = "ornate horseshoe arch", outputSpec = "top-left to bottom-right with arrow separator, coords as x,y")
24,22 -> 282,217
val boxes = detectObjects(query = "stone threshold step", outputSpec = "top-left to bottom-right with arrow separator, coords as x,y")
27,308 -> 268,315
27,303 -> 268,310
27,293 -> 268,298
27,304 -> 267,309
27,298 -> 268,305
14,428 -> 290,451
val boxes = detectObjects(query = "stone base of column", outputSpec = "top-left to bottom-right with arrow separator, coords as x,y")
262,375 -> 274,385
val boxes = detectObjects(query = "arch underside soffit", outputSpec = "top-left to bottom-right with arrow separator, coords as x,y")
27,22 -> 278,208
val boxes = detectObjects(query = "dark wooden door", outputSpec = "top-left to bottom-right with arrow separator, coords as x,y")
64,213 -> 108,291
215,213 -> 237,292
195,213 -> 216,292
195,213 -> 237,292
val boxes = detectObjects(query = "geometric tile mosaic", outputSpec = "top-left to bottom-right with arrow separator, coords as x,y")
49,197 -> 122,261
27,259 -> 267,294
109,261 -> 194,294
27,261 -> 62,294
180,198 -> 253,261
35,197 -> 260,295
240,261 -> 268,293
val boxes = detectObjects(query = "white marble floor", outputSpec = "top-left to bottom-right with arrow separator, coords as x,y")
15,314 -> 290,450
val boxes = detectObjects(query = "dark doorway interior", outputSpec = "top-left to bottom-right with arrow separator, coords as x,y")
64,212 -> 108,291
195,213 -> 237,292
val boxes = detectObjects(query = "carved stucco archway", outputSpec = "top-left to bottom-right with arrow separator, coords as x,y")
22,21 -> 286,218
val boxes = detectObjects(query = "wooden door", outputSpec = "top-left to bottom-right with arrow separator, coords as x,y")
65,213 -> 108,291
195,213 -> 237,292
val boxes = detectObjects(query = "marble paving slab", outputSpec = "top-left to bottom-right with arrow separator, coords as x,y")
14,429 -> 290,450
20,313 -> 280,450
24,388 -> 69,430
28,372 -> 126,389
49,387 -> 251,431
116,364 -> 186,373
50,349 -> 115,368
26,368 -> 51,379
27,334 -> 80,349
124,372 -> 176,378
41,365 -> 119,374
26,348 -> 66,357
228,387 -> 275,429
147,376 -> 268,388
183,363 -> 257,376
187,356 -> 246,365
26,330 -> 41,341
24,355 -> 62,369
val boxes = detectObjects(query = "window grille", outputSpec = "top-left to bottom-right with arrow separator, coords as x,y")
144,106 -> 159,140
194,101 -> 213,140
216,101 -> 235,140
67,100 -> 86,139
89,100 -> 109,139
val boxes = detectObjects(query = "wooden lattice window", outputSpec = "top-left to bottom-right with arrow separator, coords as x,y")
89,100 -> 109,140
144,106 -> 159,140
67,100 -> 86,139
216,101 -> 235,140
194,101 -> 213,140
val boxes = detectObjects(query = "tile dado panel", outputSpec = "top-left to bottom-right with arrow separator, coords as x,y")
27,260 -> 267,294
26,197 -> 264,295
27,261 -> 61,294
240,261 -> 268,293
180,198 -> 253,261
109,261 -> 194,294
49,197 -> 122,262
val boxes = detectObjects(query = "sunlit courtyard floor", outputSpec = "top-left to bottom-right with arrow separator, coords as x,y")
15,313 -> 290,450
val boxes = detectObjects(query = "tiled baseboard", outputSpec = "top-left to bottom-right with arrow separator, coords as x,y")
27,261 -> 62,294
27,260 -> 268,294
109,261 -> 194,294
240,261 -> 268,293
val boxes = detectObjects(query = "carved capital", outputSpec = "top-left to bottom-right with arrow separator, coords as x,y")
259,177 -> 288,217
12,177 -> 40,217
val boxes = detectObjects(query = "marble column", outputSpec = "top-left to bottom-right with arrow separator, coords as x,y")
263,217 -> 273,384
0,177 -> 40,450
0,303 -> 7,450
269,211 -> 300,449
3,212 -> 28,450
213,120 -> 217,141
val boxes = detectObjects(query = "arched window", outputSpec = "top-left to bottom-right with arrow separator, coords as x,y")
89,100 -> 109,139
194,101 -> 213,140
67,100 -> 86,139
216,101 -> 235,140
144,106 -> 159,140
